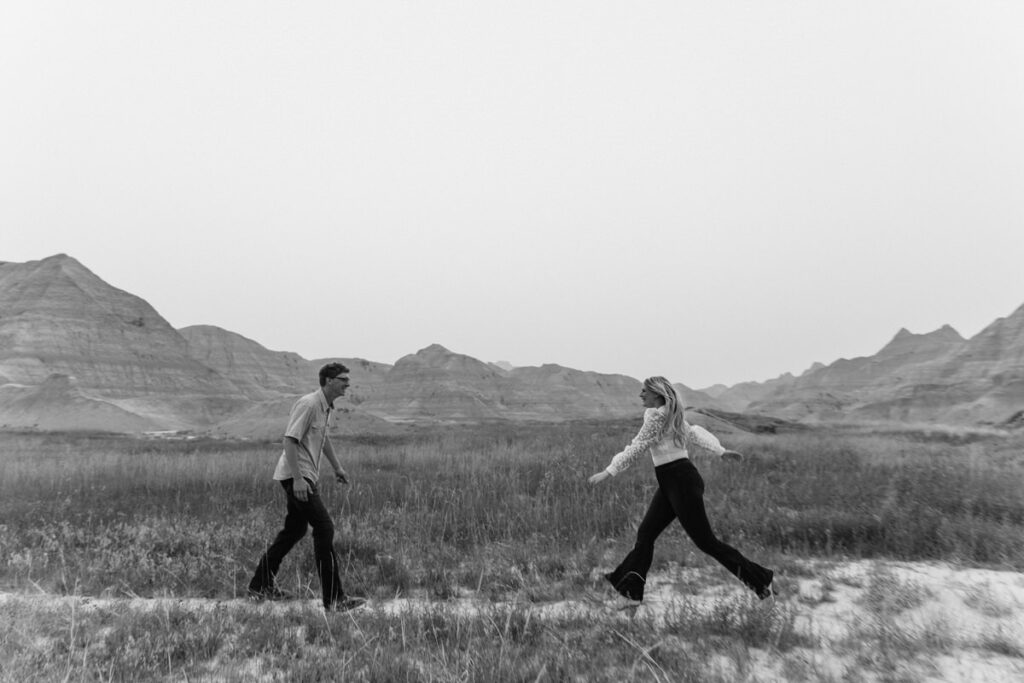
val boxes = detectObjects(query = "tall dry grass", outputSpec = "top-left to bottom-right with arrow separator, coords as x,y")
1,423 -> 1023,681
1,422 -> 1021,600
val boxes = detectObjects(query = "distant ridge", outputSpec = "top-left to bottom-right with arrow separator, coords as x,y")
1,253 -> 1022,432
0,255 -> 676,432
717,306 -> 1024,425
356,344 -> 645,422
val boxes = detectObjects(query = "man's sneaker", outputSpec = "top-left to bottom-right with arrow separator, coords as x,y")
326,596 -> 367,612
247,586 -> 293,602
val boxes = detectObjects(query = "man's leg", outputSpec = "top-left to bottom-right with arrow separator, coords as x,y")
249,480 -> 309,595
304,483 -> 345,608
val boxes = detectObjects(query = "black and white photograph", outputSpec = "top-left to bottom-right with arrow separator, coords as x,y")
2,2 -> 1023,680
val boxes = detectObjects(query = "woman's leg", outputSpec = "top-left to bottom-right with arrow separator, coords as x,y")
657,460 -> 773,597
605,488 -> 676,600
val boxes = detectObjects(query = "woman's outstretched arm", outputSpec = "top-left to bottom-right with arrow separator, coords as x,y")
588,408 -> 666,485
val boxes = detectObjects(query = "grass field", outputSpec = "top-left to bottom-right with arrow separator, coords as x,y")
1,421 -> 1023,681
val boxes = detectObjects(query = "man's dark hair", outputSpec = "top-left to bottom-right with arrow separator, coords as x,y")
319,362 -> 350,387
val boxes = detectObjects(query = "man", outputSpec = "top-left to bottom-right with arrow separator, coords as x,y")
248,362 -> 366,612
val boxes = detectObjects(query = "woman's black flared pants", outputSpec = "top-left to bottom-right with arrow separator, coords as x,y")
606,458 -> 773,601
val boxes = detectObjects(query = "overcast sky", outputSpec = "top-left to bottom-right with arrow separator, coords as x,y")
3,1 -> 1023,389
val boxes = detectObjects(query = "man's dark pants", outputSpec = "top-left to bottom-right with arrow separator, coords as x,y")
249,478 -> 345,607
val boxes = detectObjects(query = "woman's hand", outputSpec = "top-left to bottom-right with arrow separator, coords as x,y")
588,470 -> 611,486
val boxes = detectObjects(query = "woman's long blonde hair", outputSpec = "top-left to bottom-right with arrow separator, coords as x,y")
644,376 -> 689,448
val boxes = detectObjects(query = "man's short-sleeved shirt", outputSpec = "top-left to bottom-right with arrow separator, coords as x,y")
273,389 -> 332,484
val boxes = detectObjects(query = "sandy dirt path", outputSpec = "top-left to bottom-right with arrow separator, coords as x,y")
3,560 -> 1023,682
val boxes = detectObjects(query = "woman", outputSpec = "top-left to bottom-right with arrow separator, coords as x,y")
588,376 -> 774,604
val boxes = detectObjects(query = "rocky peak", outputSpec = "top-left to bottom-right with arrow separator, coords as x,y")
697,384 -> 730,398
510,363 -> 573,382
0,253 -> 173,333
876,324 -> 965,360
0,254 -> 239,422
393,344 -> 501,378
943,303 -> 1024,381
421,343 -> 450,354
490,360 -> 515,373
802,362 -> 826,376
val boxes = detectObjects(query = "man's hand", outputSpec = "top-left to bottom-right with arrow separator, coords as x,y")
334,468 -> 349,485
588,470 -> 611,486
291,477 -> 310,502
